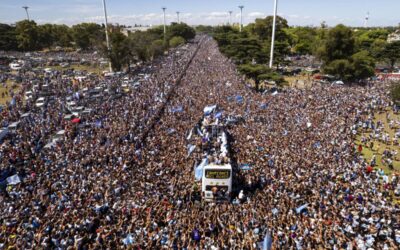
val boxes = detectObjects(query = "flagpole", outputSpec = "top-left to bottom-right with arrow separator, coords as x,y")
269,0 -> 278,68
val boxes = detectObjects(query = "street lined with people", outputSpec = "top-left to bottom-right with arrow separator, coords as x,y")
0,35 -> 399,249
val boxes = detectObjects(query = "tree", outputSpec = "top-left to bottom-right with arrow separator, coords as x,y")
286,26 -> 318,55
221,34 -> 266,64
355,29 -> 389,52
71,23 -> 104,50
378,41 -> 400,69
324,59 -> 353,81
0,24 -> 18,51
167,22 -> 196,41
149,39 -> 165,60
351,50 -> 375,80
249,16 -> 289,41
238,64 -> 285,90
324,51 -> 375,81
169,36 -> 185,48
108,30 -> 130,71
247,16 -> 291,67
15,20 -> 40,51
390,82 -> 400,104
318,24 -> 355,63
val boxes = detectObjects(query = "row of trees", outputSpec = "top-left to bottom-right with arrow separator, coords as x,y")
0,20 -> 196,71
0,21 -> 105,51
212,17 -> 400,88
108,22 -> 195,71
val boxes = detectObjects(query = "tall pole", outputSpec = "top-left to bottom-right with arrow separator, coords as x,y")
229,11 -> 233,25
176,11 -> 180,23
269,0 -> 278,68
162,7 -> 167,40
238,6 -> 244,32
102,0 -> 112,72
22,6 -> 30,21
364,11 -> 369,28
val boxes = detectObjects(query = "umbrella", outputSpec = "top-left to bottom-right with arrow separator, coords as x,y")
72,118 -> 81,123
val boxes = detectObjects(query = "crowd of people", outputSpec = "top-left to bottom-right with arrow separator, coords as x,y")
0,35 -> 399,249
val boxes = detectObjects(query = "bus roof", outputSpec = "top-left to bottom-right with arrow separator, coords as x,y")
203,164 -> 232,169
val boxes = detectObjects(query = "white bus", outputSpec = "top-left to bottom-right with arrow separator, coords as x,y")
202,164 -> 232,201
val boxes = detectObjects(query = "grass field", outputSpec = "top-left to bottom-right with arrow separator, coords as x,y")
0,80 -> 20,105
51,64 -> 107,75
355,109 -> 400,204
355,109 -> 400,176
285,74 -> 313,88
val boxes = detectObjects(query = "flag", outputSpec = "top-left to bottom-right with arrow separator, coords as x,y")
171,106 -> 183,113
240,164 -> 252,171
187,144 -> 196,157
195,158 -> 208,180
262,230 -> 272,250
122,234 -> 134,245
204,105 -> 217,115
186,129 -> 193,140
260,103 -> 268,110
236,95 -> 243,104
10,97 -> 16,106
295,203 -> 308,214
6,174 -> 21,185
214,111 -> 223,119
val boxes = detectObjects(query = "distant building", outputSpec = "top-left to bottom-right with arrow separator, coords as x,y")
387,30 -> 400,43
121,26 -> 151,36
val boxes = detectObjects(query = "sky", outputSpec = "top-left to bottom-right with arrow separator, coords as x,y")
1,0 -> 400,27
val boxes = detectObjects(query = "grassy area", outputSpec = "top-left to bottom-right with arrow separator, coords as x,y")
355,108 -> 400,205
0,80 -> 20,105
355,109 -> 400,175
51,64 -> 107,75
285,74 -> 312,88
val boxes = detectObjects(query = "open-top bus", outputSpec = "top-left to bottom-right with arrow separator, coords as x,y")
202,163 -> 232,201
189,105 -> 234,202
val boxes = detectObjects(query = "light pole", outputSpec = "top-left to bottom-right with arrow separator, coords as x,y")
364,11 -> 369,28
176,11 -> 180,23
228,11 -> 233,25
102,0 -> 112,72
238,5 -> 244,32
269,0 -> 278,68
162,7 -> 167,40
22,6 -> 30,21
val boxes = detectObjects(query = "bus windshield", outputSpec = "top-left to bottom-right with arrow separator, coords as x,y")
205,169 -> 231,179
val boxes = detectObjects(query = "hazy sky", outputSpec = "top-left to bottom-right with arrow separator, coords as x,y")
1,0 -> 400,27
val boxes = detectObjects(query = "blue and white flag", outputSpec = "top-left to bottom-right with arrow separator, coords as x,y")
204,105 -> 217,115
262,230 -> 273,250
10,97 -> 16,106
295,203 -> 309,214
214,111 -> 223,119
236,95 -> 243,104
187,144 -> 196,157
186,129 -> 193,140
240,164 -> 252,171
170,106 -> 183,113
195,158 -> 208,180
260,103 -> 268,110
6,174 -> 21,185
122,234 -> 134,245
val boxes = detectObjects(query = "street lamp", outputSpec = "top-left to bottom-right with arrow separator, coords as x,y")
102,0 -> 112,72
22,6 -> 30,21
162,7 -> 167,39
238,5 -> 244,32
176,11 -> 180,23
228,11 -> 233,25
269,0 -> 278,68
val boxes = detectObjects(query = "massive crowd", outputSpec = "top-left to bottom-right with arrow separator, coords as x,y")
0,35 -> 399,249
